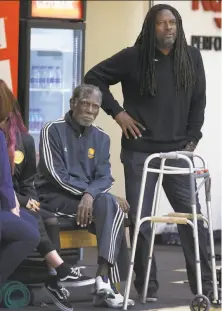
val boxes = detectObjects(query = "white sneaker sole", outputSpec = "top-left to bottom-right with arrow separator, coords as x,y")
92,287 -> 115,299
146,297 -> 157,302
58,278 -> 95,287
105,299 -> 135,309
139,295 -> 157,303
93,295 -> 135,309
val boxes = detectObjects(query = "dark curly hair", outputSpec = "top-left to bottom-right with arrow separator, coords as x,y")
135,4 -> 196,96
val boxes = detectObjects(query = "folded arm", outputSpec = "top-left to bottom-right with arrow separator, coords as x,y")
15,134 -> 38,206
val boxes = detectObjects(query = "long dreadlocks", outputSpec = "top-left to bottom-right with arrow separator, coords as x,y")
135,4 -> 196,96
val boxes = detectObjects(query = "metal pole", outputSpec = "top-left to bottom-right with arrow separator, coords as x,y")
149,0 -> 154,9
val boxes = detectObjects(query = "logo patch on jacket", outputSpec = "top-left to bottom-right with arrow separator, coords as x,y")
88,148 -> 95,159
14,150 -> 24,164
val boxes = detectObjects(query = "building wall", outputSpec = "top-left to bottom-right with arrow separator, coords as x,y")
85,0 -> 222,230
84,1 -> 149,198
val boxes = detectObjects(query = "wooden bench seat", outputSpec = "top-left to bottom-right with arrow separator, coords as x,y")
58,195 -> 130,250
58,216 -> 97,249
59,216 -> 130,249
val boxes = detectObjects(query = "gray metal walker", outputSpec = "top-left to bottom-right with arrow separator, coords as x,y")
123,151 -> 220,311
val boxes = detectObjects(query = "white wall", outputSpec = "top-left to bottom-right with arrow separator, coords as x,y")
152,0 -> 222,230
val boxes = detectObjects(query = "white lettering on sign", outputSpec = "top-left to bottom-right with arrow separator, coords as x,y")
0,18 -> 7,50
36,1 -> 74,10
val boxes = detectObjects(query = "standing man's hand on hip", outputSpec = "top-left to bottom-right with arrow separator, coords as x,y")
183,141 -> 196,152
115,111 -> 146,140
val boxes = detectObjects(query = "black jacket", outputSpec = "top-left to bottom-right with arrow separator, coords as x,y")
35,112 -> 114,199
84,45 -> 206,153
13,132 -> 38,207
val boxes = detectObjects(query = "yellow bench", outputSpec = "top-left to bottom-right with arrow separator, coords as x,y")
60,230 -> 97,249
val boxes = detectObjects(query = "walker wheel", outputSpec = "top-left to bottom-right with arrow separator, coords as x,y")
189,294 -> 210,311
207,288 -> 221,307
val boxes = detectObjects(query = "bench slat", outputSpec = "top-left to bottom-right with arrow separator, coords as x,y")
60,230 -> 97,249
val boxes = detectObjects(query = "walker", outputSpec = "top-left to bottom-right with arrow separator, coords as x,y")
123,151 -> 220,311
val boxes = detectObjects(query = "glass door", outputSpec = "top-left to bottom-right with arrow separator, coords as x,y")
28,27 -> 83,153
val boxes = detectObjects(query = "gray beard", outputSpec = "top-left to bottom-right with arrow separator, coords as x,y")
78,119 -> 93,127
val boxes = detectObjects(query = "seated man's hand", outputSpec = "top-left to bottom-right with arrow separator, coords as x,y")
76,193 -> 93,227
11,192 -> 20,217
26,199 -> 40,212
116,196 -> 130,213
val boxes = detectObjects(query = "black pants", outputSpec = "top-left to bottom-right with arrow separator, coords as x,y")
121,149 -> 212,295
0,209 -> 40,284
22,206 -> 60,258
39,191 -> 129,283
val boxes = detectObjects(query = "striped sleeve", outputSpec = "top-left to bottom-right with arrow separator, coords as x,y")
39,120 -> 84,196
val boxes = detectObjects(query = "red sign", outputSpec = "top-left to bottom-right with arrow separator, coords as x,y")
0,1 -> 19,96
192,0 -> 222,29
31,1 -> 84,20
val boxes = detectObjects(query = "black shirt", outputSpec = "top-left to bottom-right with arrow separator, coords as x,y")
84,45 -> 206,153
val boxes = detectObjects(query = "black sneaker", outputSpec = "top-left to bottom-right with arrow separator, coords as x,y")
145,290 -> 158,302
206,287 -> 221,307
58,266 -> 95,287
43,283 -> 73,311
138,290 -> 158,303
136,282 -> 158,303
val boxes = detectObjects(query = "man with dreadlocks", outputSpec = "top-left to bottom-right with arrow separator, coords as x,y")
84,3 -> 214,303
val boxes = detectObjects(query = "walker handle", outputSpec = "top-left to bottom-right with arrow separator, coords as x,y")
151,216 -> 188,225
167,212 -> 203,220
159,152 -> 179,159
177,151 -> 194,157
159,151 -> 194,159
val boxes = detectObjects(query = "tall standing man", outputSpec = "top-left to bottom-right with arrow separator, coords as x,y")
84,4 -> 214,302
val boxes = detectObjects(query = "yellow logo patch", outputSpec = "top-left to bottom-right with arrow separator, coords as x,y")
88,148 -> 95,159
14,150 -> 24,164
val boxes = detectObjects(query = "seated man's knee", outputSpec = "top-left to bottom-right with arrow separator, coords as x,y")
44,216 -> 59,227
93,193 -> 122,218
95,193 -> 117,206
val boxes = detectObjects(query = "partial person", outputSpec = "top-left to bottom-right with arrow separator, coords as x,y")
84,4 -> 215,302
0,79 -> 94,311
35,84 -> 135,309
0,107 -> 40,285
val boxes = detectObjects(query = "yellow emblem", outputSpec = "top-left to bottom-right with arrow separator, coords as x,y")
88,148 -> 95,159
14,150 -> 24,164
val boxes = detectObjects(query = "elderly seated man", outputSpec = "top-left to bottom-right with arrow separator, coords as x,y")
35,84 -> 134,308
